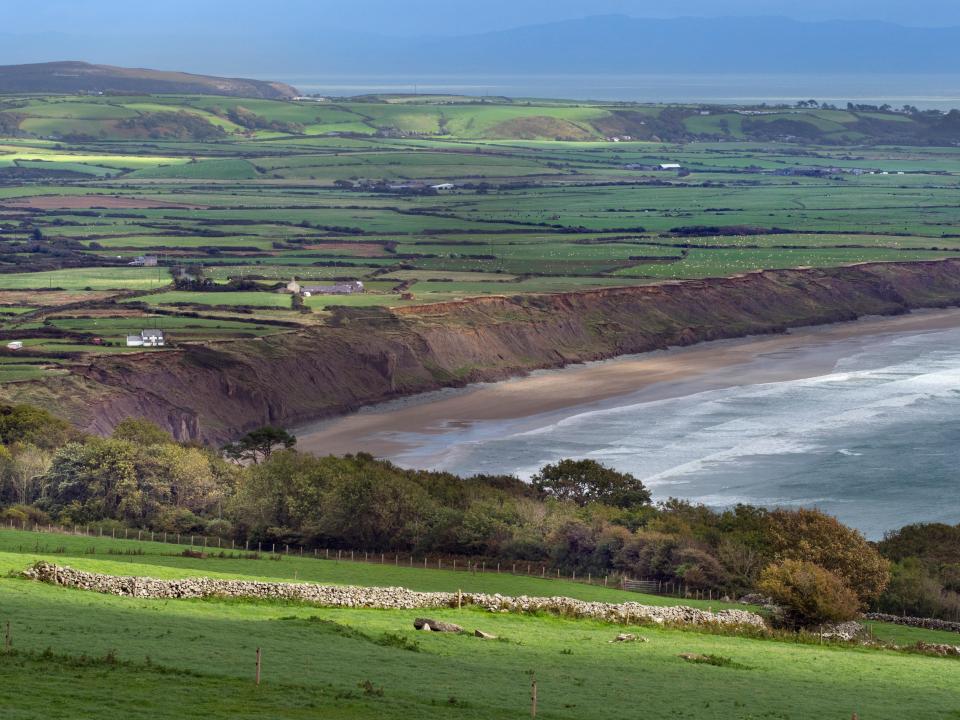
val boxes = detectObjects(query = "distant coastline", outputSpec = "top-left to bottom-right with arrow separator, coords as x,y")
266,72 -> 960,110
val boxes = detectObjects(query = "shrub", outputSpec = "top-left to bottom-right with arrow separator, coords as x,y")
758,560 -> 861,629
0,503 -> 50,525
205,518 -> 233,538
766,509 -> 890,602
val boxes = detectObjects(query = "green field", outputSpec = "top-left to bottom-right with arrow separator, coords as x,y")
2,528 -> 959,720
2,93 -> 960,377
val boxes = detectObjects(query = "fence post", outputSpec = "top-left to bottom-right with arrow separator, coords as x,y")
4,621 -> 10,649
530,676 -> 537,719
255,647 -> 261,686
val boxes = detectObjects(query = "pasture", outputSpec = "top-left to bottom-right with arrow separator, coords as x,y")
1,528 -> 959,719
3,93 -> 960,381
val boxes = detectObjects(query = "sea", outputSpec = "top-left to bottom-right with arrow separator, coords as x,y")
268,73 -> 960,110
380,323 -> 960,540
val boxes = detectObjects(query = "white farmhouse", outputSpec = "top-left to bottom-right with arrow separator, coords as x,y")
126,330 -> 165,348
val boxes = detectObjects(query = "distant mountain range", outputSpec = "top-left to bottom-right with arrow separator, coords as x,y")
2,16 -> 960,77
0,61 -> 298,98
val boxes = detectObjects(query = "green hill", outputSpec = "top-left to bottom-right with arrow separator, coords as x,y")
0,62 -> 298,100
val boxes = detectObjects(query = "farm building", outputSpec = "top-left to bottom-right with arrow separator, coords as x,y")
430,183 -> 455,191
126,329 -> 165,348
6,341 -> 23,351
129,255 -> 158,267
658,163 -> 682,170
300,281 -> 365,297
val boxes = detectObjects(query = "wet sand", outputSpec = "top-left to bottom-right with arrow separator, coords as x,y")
295,308 -> 960,460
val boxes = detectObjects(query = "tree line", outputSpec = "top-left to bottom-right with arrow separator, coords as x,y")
0,403 -> 954,627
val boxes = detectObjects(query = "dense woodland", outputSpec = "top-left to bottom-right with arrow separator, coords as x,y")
0,402 -> 956,626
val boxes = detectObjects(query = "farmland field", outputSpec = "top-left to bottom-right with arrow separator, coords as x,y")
2,527 -> 960,719
3,92 -> 960,382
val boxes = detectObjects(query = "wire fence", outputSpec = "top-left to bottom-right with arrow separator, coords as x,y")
3,517 -> 729,603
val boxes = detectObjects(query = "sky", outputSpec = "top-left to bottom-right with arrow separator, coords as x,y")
7,0 -> 960,37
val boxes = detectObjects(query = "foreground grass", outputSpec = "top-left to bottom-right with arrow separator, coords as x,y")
1,530 -> 960,718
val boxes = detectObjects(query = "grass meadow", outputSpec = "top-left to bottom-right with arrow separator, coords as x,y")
2,528 -> 960,719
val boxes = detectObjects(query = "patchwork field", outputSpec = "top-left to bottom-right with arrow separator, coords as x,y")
2,528 -> 960,719
2,92 -> 960,384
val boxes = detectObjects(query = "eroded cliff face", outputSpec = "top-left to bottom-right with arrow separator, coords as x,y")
14,259 -> 960,445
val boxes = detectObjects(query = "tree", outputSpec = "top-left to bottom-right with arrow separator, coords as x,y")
40,438 -> 231,527
0,404 -> 74,450
879,559 -> 944,618
531,459 -> 651,508
5,444 -> 52,505
320,464 -> 433,550
766,509 -> 890,602
222,426 -> 296,464
758,560 -> 861,629
112,418 -> 175,446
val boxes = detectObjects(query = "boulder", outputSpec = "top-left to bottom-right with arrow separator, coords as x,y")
609,633 -> 647,643
474,630 -> 497,639
414,618 -> 462,633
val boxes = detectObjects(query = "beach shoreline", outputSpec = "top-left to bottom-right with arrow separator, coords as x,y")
294,307 -> 960,461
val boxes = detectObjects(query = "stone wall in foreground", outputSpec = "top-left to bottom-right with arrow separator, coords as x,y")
24,562 -> 765,629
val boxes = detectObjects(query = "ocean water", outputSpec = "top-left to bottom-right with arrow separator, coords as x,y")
385,325 -> 960,539
270,73 -> 960,110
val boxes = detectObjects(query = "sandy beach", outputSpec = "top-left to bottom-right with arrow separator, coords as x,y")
294,308 -> 960,460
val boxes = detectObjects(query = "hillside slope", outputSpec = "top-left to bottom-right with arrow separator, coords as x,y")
0,61 -> 298,99
5,259 -> 960,444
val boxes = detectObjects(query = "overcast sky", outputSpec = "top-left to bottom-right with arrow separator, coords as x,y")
8,0 -> 960,36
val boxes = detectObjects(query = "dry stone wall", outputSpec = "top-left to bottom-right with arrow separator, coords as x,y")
863,612 -> 960,635
24,562 -> 765,629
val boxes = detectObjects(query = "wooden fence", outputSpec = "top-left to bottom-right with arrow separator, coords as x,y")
3,517 -> 724,601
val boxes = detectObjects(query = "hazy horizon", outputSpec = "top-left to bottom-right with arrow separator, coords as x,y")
10,0 -> 960,36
